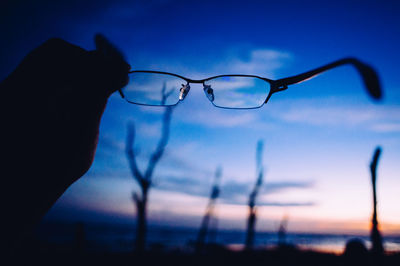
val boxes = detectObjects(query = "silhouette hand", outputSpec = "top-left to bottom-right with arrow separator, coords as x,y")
1,35 -> 130,242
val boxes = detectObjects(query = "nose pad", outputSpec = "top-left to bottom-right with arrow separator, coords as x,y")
179,83 -> 190,101
203,84 -> 215,102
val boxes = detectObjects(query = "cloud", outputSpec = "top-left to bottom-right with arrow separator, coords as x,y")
160,142 -> 213,175
370,122 -> 400,133
154,172 -> 315,208
128,90 -> 400,134
154,174 -> 209,197
180,108 -> 259,128
118,46 -> 293,130
133,45 -> 292,79
218,179 -> 315,205
98,134 -> 125,153
136,122 -> 162,138
264,181 -> 315,194
278,106 -> 377,126
94,136 -> 316,206
130,46 -> 292,109
129,92 -> 264,129
219,49 -> 292,77
257,201 -> 315,207
269,99 -> 400,131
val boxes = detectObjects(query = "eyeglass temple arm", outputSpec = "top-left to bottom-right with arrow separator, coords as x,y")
271,57 -> 382,100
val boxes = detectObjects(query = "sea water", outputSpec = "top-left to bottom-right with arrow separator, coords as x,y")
36,222 -> 400,254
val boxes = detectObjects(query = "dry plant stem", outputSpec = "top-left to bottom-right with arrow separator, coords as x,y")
196,167 -> 222,253
126,86 -> 174,253
370,147 -> 384,256
245,140 -> 264,250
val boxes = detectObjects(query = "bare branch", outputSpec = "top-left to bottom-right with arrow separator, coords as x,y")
125,82 -> 175,253
210,167 -> 222,201
126,121 -> 144,182
370,146 -> 384,255
248,140 -> 264,207
256,140 -> 264,173
160,81 -> 175,105
144,105 -> 173,180
246,140 -> 264,250
132,191 -> 140,205
370,146 -> 381,185
196,166 -> 222,252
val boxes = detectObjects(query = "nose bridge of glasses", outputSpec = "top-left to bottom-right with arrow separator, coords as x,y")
203,84 -> 215,102
185,78 -> 206,84
179,78 -> 215,103
178,78 -> 209,100
179,83 -> 191,101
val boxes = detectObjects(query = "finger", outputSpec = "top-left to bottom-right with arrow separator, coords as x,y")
95,34 -> 127,64
90,34 -> 131,95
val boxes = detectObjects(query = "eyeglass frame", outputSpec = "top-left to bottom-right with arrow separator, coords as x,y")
118,57 -> 381,109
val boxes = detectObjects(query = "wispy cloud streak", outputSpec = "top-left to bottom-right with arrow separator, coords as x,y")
154,173 -> 315,207
269,99 -> 400,132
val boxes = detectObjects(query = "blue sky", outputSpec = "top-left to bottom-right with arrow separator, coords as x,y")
1,0 -> 400,235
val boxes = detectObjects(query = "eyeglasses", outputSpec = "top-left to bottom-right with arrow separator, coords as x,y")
118,57 -> 381,109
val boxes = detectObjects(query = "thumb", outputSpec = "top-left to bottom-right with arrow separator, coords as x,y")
89,34 -> 131,96
95,34 -> 127,63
